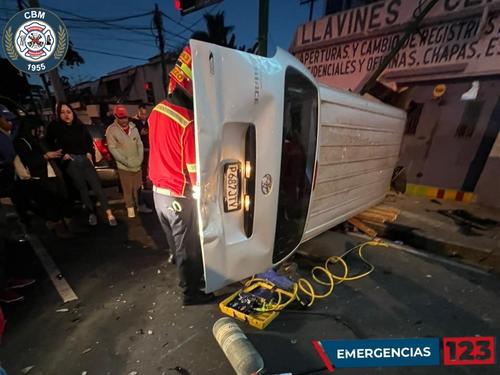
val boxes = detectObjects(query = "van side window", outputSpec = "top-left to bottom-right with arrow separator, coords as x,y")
273,67 -> 318,263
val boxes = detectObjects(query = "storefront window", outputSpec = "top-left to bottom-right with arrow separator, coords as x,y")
273,67 -> 318,263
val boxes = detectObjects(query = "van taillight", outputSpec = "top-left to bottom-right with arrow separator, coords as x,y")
244,125 -> 256,238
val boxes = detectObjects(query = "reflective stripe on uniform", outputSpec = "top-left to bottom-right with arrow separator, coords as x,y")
153,185 -> 174,196
179,62 -> 192,80
186,163 -> 196,173
152,103 -> 191,128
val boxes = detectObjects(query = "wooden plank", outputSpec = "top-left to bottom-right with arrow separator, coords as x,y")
348,218 -> 378,238
356,212 -> 387,223
374,205 -> 401,215
363,209 -> 398,221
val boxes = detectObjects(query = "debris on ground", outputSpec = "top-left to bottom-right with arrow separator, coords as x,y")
168,367 -> 190,375
56,308 -> 69,313
21,366 -> 35,374
82,348 -> 92,354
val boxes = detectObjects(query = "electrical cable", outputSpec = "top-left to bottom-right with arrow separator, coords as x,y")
73,47 -> 149,61
166,2 -> 222,41
61,11 -> 153,23
46,6 -> 155,38
187,1 -> 222,29
69,29 -> 156,45
161,10 -> 195,33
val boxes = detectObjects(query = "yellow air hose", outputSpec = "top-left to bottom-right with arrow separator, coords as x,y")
246,240 -> 389,311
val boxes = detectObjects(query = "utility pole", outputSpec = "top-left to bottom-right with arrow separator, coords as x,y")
257,0 -> 269,56
14,0 -> 39,115
300,0 -> 317,21
358,0 -> 440,95
153,3 -> 168,99
28,0 -> 67,103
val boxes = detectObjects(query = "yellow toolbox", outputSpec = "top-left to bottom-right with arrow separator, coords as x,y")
219,281 -> 295,330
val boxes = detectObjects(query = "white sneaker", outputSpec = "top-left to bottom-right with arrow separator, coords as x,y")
108,215 -> 117,226
88,214 -> 98,226
127,207 -> 136,218
137,204 -> 153,213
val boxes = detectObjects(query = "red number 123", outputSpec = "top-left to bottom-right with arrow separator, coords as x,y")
443,337 -> 496,366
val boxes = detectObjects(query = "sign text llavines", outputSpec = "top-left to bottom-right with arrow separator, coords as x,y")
2,8 -> 68,74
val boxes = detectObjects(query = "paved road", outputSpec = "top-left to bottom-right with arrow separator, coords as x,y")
1,206 -> 499,375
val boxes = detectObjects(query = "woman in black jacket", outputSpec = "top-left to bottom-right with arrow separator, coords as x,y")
46,103 -> 116,226
13,118 -> 73,238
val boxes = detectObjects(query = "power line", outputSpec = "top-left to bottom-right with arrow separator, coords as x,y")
62,22 -> 182,49
161,11 -> 195,33
164,2 -> 222,42
69,29 -> 156,45
63,23 -> 153,31
47,6 -> 155,38
50,6 -> 188,46
1,5 -> 191,50
74,47 -> 150,62
188,1 -> 222,29
61,11 -> 153,23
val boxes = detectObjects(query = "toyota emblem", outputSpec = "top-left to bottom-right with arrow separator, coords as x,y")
261,174 -> 272,195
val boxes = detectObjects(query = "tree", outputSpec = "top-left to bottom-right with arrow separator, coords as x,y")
0,58 -> 31,103
191,11 -> 258,53
62,41 -> 85,68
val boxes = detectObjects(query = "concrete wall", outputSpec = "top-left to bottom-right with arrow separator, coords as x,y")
397,78 -> 500,190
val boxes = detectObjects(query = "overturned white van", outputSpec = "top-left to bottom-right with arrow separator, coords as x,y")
190,40 -> 406,293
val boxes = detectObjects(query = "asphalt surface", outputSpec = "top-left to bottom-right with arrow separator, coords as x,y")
1,203 -> 499,375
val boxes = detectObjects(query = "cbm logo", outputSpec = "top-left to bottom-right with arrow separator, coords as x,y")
2,8 -> 69,74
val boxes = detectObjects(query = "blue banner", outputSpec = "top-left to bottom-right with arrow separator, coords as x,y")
318,338 -> 441,368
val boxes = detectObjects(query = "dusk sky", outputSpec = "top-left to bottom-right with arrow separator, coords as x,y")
0,0 -> 324,85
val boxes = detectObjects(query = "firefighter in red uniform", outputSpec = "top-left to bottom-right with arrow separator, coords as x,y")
148,46 -> 214,306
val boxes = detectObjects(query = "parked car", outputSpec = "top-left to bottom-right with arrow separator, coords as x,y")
87,124 -> 120,188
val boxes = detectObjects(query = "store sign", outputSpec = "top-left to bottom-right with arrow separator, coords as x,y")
293,0 -> 500,90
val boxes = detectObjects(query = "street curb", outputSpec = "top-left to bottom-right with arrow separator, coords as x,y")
406,184 -> 476,203
364,220 -> 498,274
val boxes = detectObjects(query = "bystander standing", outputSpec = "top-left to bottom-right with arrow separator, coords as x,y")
106,105 -> 151,218
46,103 -> 116,226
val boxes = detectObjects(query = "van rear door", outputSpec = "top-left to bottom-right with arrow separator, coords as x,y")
190,40 -> 319,292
